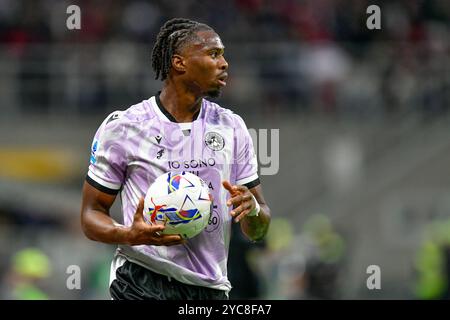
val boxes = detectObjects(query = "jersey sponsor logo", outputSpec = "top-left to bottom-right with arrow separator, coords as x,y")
106,112 -> 120,124
168,158 -> 216,170
205,132 -> 224,151
155,135 -> 162,144
156,149 -> 164,159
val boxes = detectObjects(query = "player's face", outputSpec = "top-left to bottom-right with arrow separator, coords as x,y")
182,30 -> 228,98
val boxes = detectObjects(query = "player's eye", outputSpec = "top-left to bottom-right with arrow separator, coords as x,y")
211,49 -> 224,58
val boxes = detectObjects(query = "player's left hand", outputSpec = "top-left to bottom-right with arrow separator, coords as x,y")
222,180 -> 256,223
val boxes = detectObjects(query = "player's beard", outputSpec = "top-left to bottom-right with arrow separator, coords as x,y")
206,87 -> 222,98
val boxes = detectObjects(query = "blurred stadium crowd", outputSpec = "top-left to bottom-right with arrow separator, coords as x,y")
0,0 -> 449,117
0,0 -> 449,300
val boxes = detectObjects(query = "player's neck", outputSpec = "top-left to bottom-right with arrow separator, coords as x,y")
159,85 -> 202,123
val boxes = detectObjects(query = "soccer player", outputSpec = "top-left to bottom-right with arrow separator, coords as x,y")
80,18 -> 271,300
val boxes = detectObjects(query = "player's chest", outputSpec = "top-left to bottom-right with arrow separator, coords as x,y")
133,123 -> 234,169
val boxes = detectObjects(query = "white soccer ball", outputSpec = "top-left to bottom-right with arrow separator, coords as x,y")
143,172 -> 212,239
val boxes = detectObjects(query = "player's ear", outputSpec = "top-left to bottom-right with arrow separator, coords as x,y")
172,54 -> 186,73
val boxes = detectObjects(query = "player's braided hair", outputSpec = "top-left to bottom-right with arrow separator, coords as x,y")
151,18 -> 213,81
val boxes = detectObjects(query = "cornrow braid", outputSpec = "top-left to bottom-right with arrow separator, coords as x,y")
151,18 -> 213,81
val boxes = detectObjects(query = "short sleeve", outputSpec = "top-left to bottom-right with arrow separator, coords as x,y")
86,111 -> 127,195
233,115 -> 260,189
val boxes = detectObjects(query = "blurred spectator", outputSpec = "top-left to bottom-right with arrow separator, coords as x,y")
2,248 -> 52,300
299,214 -> 345,299
257,215 -> 345,299
414,219 -> 450,299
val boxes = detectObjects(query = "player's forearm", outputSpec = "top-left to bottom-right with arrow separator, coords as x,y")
240,204 -> 271,242
81,209 -> 130,245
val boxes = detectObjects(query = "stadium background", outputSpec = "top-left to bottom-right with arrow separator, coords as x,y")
0,0 -> 449,299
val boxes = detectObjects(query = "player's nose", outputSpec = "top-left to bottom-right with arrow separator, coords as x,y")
219,56 -> 228,71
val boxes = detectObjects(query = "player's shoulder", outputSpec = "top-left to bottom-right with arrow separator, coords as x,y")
204,99 -> 247,128
100,99 -> 156,130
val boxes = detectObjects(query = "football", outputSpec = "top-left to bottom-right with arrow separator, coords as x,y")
143,172 -> 212,239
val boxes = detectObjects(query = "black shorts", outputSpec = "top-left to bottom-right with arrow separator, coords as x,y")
110,259 -> 228,300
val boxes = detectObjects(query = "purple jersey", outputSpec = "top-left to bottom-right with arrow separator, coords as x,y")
86,94 -> 259,292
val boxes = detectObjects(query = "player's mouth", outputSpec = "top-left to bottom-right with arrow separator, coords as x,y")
217,73 -> 228,87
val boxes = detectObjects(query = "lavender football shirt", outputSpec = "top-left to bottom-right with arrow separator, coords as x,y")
86,94 -> 259,292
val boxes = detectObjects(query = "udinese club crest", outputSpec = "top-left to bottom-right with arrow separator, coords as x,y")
205,132 -> 224,151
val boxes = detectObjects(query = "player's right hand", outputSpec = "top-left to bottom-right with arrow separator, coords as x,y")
126,198 -> 185,246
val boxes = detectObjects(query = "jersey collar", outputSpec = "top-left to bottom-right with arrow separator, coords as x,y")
154,91 -> 202,123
